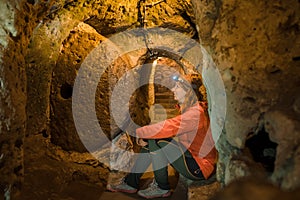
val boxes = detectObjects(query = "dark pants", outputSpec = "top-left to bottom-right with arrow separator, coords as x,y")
125,139 -> 205,190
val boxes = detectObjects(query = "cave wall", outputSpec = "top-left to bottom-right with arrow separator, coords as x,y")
192,0 -> 300,189
0,0 -> 55,197
0,1 -> 25,196
26,4 -> 82,137
26,0 -> 196,135
26,1 -> 196,151
50,22 -> 106,152
49,21 -> 152,152
0,0 -> 300,198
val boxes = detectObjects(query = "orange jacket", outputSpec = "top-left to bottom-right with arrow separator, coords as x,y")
136,102 -> 217,179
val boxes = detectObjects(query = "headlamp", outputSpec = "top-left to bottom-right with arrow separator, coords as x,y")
172,75 -> 183,82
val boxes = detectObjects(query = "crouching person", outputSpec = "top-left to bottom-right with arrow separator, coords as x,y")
108,74 -> 217,199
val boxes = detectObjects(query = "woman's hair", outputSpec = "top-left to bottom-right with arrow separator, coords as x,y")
176,74 -> 205,112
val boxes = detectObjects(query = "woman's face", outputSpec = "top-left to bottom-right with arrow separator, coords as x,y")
171,82 -> 187,104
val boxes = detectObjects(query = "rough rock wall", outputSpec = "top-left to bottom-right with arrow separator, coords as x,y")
2,0 -> 298,198
83,0 -> 195,37
50,26 -> 205,152
50,23 -> 106,152
192,0 -> 300,189
0,0 -> 55,197
50,22 -> 146,152
26,8 -> 81,137
26,0 -> 197,153
0,0 -> 25,195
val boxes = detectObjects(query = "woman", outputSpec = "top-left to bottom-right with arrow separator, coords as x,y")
108,74 -> 217,199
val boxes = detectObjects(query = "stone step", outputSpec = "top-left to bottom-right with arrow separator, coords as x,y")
152,104 -> 176,110
152,86 -> 179,123
150,104 -> 179,123
155,93 -> 175,100
155,101 -> 176,107
153,108 -> 178,115
155,99 -> 177,105
179,174 -> 220,200
155,90 -> 173,94
156,86 -> 173,93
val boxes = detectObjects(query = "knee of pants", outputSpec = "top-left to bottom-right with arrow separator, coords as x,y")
147,139 -> 162,151
156,140 -> 170,148
157,140 -> 184,159
147,140 -> 173,154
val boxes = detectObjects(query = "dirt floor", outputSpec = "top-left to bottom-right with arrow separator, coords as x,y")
19,134 -> 105,200
17,134 -> 219,200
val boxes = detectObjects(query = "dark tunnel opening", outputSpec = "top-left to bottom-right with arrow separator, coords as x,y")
60,82 -> 73,99
245,126 -> 278,173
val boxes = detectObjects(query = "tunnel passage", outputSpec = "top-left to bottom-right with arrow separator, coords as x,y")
126,54 -> 206,125
0,0 -> 299,199
131,53 -> 208,125
245,127 -> 278,173
146,56 -> 184,123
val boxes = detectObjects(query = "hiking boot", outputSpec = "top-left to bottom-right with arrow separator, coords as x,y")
107,179 -> 137,194
137,180 -> 171,199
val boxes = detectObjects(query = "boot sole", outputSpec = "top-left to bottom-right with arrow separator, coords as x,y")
137,191 -> 171,199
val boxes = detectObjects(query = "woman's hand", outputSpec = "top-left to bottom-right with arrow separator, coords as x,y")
137,138 -> 148,147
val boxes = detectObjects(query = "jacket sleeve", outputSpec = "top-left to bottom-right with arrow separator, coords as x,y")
136,106 -> 201,139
